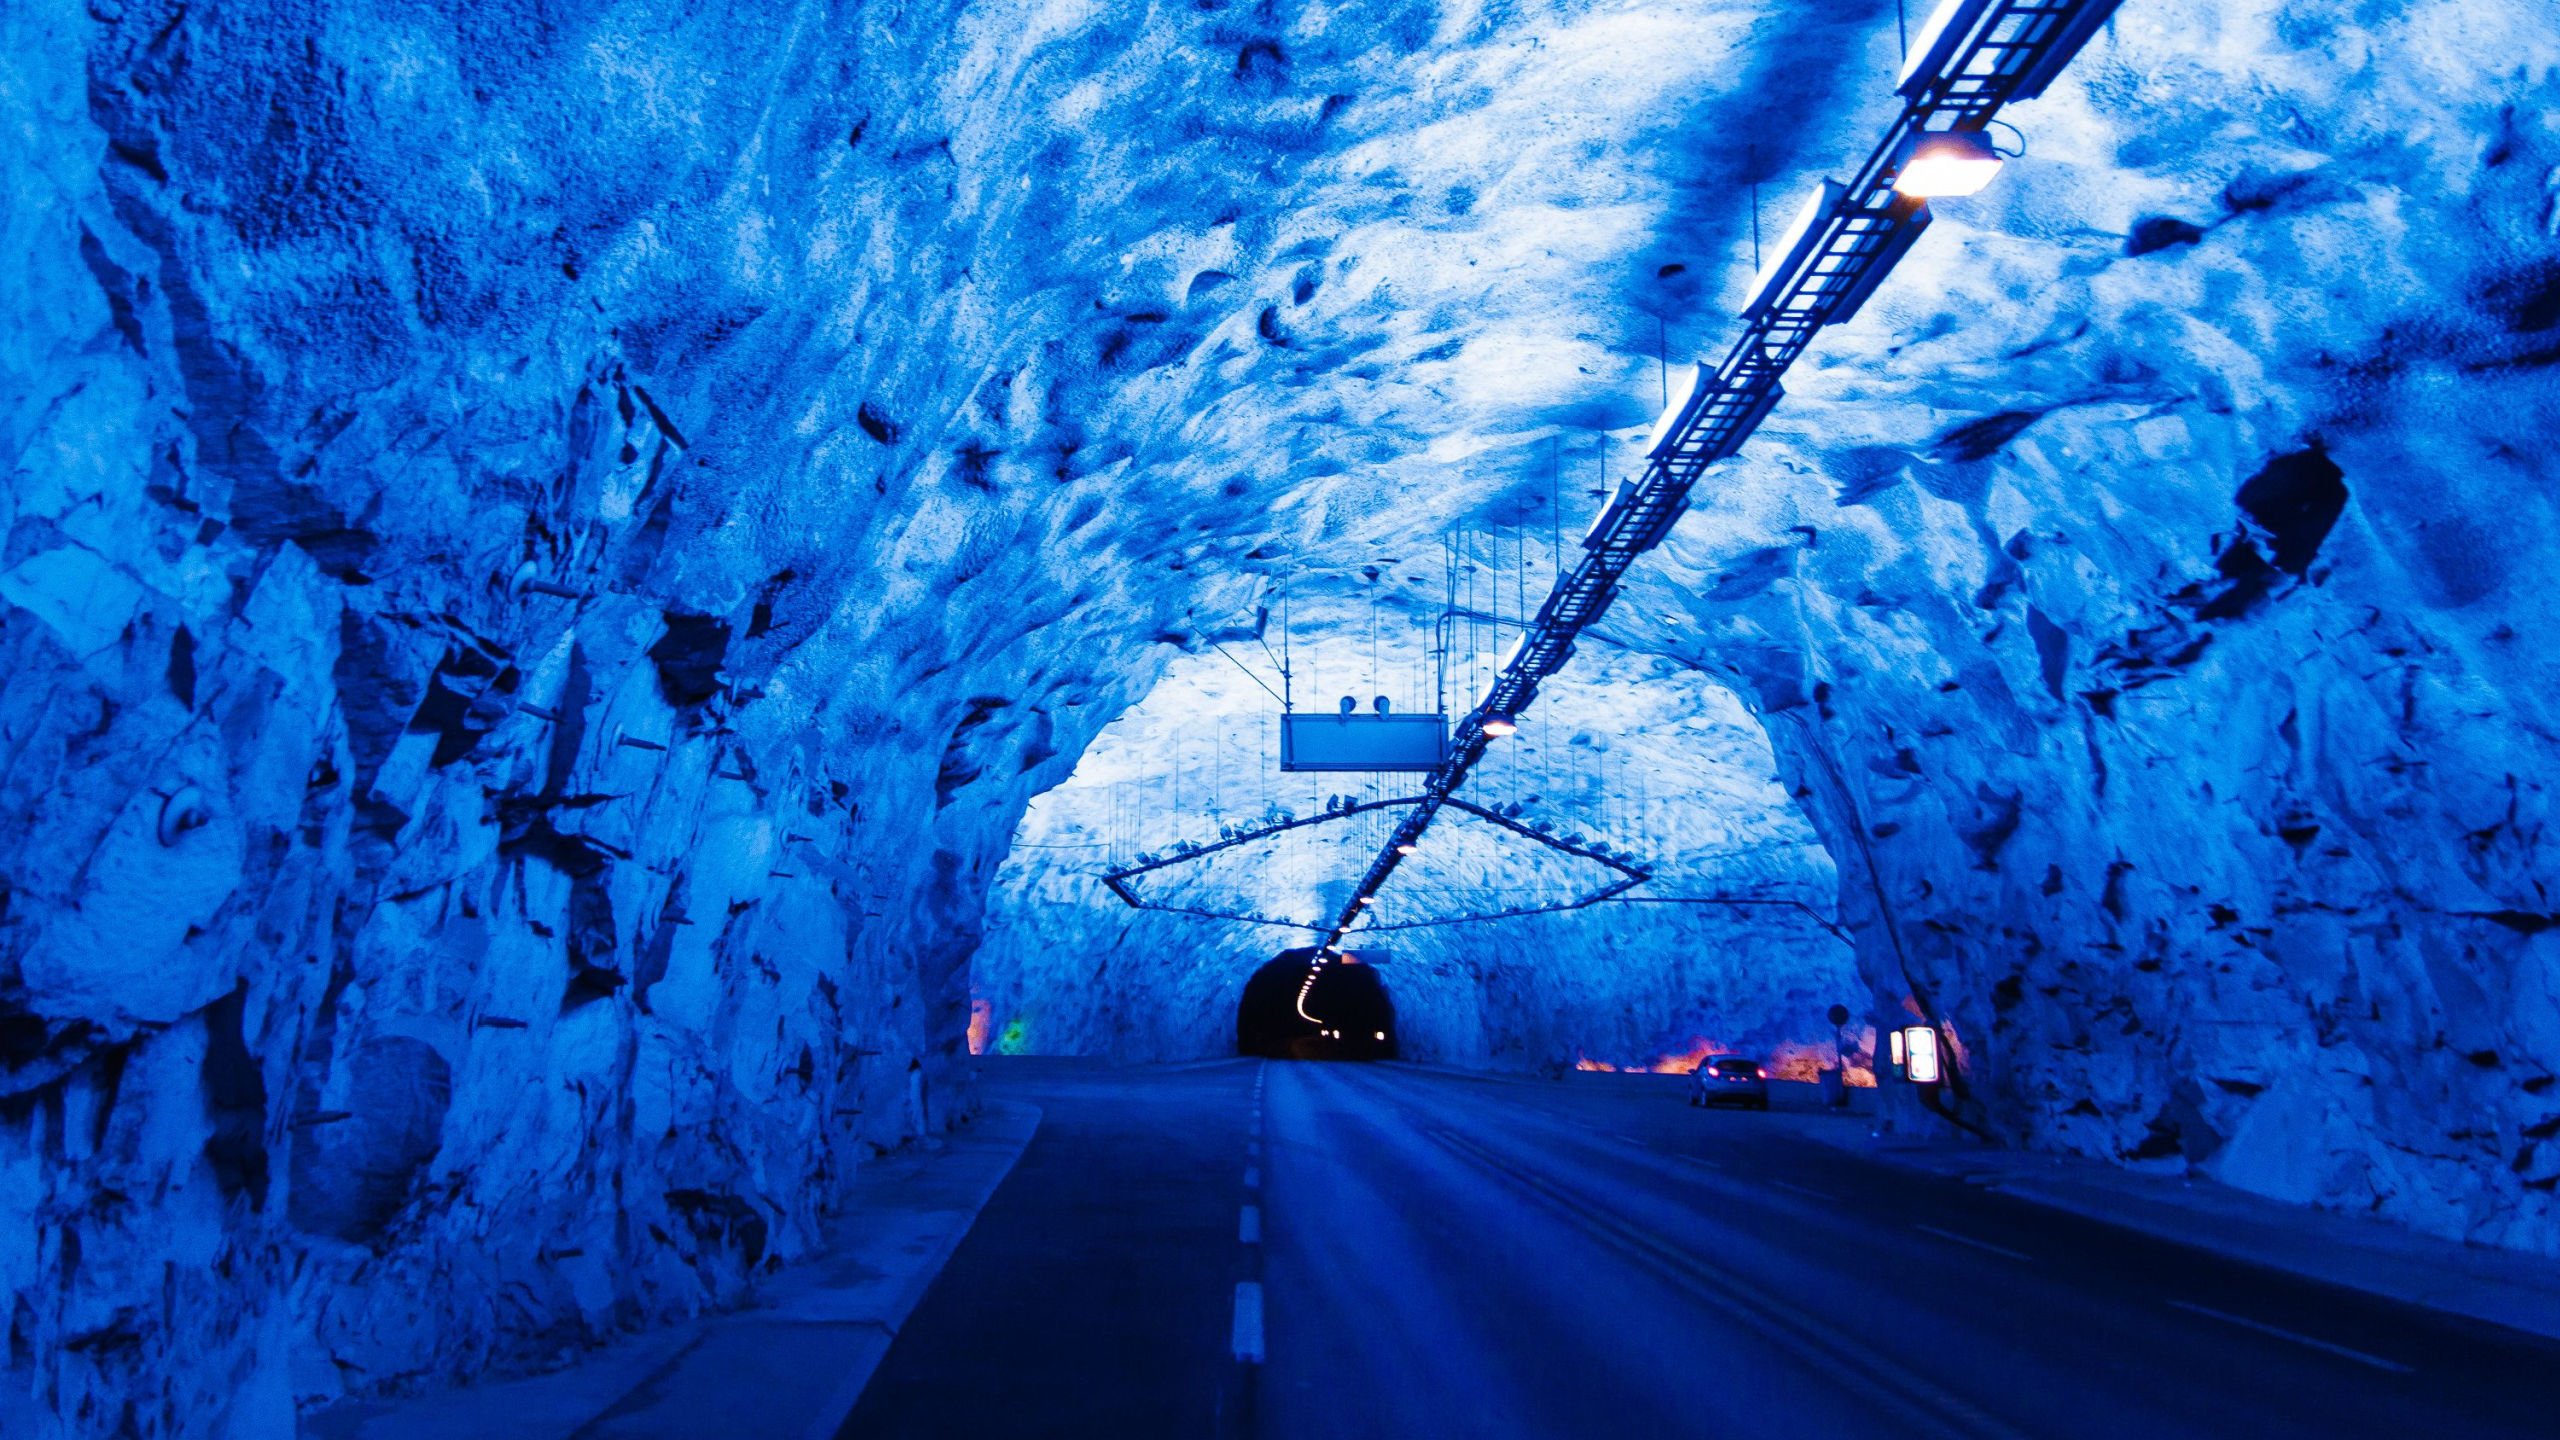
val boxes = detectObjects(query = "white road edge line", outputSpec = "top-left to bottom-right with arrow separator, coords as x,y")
2167,1300 -> 2413,1374
1232,1281 -> 1266,1363
1913,1223 -> 2033,1262
1767,1179 -> 1836,1202
1239,1204 -> 1262,1245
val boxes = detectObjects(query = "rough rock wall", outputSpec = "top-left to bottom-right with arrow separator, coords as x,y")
0,0 -> 1274,1428
1631,0 -> 2560,1251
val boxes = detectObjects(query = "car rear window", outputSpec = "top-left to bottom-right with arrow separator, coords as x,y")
1711,1059 -> 1759,1074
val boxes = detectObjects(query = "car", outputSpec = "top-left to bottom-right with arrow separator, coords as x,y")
1689,1056 -> 1769,1110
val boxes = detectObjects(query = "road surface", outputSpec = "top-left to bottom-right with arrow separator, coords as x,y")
842,1058 -> 2558,1438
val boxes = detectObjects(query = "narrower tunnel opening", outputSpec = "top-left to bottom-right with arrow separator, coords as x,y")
1237,949 -> 1399,1060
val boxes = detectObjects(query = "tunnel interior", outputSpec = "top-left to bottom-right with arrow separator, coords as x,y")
975,636 -> 1856,1071
1236,951 -> 1400,1061
5,0 -> 2558,1430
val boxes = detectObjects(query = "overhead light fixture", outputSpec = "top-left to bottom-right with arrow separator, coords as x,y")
1896,0 -> 1992,97
1741,179 -> 1847,320
1482,717 -> 1517,737
1395,842 -> 1418,856
1582,479 -> 1637,549
1644,363 -> 1712,459
1895,129 -> 2003,199
1356,895 -> 1376,906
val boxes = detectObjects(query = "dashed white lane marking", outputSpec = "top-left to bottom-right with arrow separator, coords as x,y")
1240,1204 -> 1262,1245
1913,1223 -> 2033,1262
1244,1165 -> 1261,1190
1671,1153 -> 1723,1173
1767,1179 -> 1836,1202
1247,1139 -> 1260,1158
2167,1300 -> 2413,1374
1231,1281 -> 1266,1363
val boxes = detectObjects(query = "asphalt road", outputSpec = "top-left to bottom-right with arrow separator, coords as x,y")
842,1058 -> 2560,1439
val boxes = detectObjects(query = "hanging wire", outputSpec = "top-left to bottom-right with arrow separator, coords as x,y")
1750,143 -> 1763,273
1281,568 -> 1293,712
1209,636 -> 1286,705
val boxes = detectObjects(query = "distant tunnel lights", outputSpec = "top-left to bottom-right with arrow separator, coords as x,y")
1894,129 -> 2004,199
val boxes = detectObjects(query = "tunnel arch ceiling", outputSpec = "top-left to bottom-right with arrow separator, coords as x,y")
954,0 -> 2560,1255
972,626 -> 1857,1069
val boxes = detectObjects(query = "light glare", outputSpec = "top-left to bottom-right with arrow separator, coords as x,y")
1895,130 -> 2003,198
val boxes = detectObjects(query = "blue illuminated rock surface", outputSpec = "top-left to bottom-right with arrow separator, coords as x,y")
1,0 -> 2556,1433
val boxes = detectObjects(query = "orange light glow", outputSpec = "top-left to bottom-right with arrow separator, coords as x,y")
967,997 -> 994,1056
1643,1037 -> 1730,1075
1575,1031 -> 1879,1086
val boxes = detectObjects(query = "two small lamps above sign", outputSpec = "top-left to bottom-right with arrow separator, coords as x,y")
1888,1024 -> 1945,1085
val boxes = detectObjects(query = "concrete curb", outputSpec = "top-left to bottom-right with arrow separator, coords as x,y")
1794,1124 -> 2560,1347
308,1102 -> 1043,1440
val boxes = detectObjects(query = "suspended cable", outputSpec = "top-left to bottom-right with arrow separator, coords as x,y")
1282,565 -> 1294,712
1207,636 -> 1287,706
1750,143 -> 1762,272
1550,437 -> 1561,586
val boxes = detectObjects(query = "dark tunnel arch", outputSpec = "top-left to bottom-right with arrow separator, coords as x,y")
1236,949 -> 1398,1060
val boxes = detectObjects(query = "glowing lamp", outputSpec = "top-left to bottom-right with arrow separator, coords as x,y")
1895,129 -> 2003,199
1373,1031 -> 1387,1042
1356,895 -> 1376,906
1482,717 -> 1518,738
1395,842 -> 1418,856
1900,1025 -> 1943,1085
